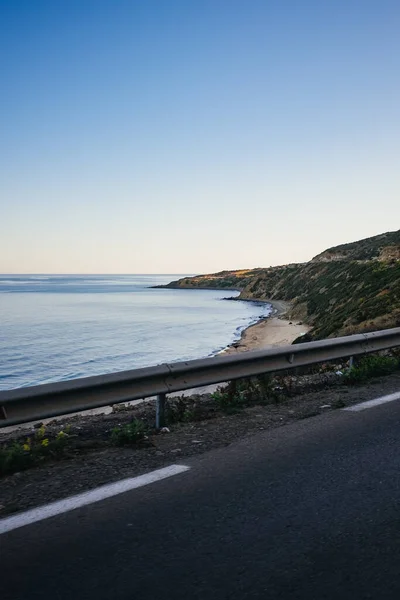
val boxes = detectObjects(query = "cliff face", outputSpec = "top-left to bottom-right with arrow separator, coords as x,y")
165,229 -> 400,339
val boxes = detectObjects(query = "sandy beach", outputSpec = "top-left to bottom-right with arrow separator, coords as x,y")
222,300 -> 310,355
183,300 -> 310,396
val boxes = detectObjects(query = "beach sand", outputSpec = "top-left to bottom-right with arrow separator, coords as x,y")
222,300 -> 309,355
181,301 -> 310,396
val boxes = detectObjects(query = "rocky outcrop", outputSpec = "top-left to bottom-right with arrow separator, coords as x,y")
379,245 -> 400,262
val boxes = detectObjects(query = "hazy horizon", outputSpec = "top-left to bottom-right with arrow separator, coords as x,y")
0,224 -> 398,275
2,1 -> 399,274
1,225 -> 399,275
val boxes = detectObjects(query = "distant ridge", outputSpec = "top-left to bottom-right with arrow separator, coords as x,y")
162,230 -> 400,340
312,230 -> 400,262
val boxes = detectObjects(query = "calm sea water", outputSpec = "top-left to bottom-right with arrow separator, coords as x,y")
0,275 -> 271,390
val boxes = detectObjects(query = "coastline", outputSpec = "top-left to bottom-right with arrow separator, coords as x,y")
154,284 -> 309,353
0,299 -> 310,432
221,299 -> 310,355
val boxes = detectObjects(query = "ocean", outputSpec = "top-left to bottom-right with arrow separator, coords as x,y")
0,275 -> 271,390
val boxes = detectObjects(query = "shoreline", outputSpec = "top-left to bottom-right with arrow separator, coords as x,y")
220,299 -> 310,355
0,298 -> 310,432
154,285 -> 306,353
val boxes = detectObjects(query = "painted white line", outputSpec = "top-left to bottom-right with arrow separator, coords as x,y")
0,464 -> 190,535
343,391 -> 400,412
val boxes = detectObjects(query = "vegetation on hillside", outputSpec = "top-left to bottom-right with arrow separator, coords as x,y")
241,260 -> 400,338
164,229 -> 400,339
166,269 -> 266,290
312,230 -> 400,262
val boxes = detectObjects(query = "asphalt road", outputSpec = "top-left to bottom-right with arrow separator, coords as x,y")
2,398 -> 400,599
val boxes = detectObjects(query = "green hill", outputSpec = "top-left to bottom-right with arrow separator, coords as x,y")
164,229 -> 400,339
312,230 -> 400,262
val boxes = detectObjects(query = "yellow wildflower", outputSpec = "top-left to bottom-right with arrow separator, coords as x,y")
41,438 -> 49,447
36,425 -> 46,439
56,430 -> 67,440
23,443 -> 31,452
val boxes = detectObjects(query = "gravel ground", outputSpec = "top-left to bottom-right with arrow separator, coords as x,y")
1,372 -> 400,516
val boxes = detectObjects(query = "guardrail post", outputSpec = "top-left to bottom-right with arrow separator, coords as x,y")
349,356 -> 354,369
156,393 -> 166,429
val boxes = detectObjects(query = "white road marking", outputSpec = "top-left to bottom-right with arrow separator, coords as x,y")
0,464 -> 190,535
343,391 -> 400,412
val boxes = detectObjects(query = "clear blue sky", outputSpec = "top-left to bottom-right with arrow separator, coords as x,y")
1,0 -> 399,274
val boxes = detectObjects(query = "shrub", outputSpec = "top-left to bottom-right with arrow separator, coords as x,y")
344,354 -> 399,384
166,397 -> 187,424
111,419 -> 147,446
0,442 -> 33,475
212,375 -> 276,412
211,387 -> 232,411
0,425 -> 70,477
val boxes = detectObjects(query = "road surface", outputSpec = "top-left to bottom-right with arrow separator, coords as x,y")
1,396 -> 400,599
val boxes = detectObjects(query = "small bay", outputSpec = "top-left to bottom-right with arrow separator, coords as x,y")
0,275 -> 271,390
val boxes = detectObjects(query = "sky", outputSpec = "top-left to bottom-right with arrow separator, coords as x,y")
1,0 -> 399,274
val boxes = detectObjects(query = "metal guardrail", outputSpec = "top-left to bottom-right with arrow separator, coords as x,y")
1,327 -> 400,429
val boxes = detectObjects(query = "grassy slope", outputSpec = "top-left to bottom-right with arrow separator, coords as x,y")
240,260 -> 400,338
165,230 -> 400,339
312,230 -> 400,261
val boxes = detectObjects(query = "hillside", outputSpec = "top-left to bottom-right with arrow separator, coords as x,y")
312,230 -> 400,262
163,229 -> 400,339
165,269 -> 267,291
